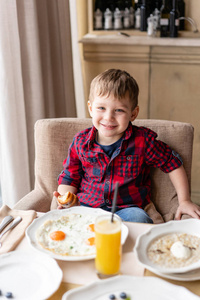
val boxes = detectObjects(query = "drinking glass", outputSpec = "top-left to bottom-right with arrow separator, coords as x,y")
95,214 -> 121,278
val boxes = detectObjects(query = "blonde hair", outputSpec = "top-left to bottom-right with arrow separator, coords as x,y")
89,69 -> 139,109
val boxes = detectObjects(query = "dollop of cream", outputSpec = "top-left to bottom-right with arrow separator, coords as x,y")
170,241 -> 191,259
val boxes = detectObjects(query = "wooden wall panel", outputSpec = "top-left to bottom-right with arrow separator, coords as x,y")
150,47 -> 200,204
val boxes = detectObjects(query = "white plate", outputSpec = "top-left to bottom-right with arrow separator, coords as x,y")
26,206 -> 129,261
0,251 -> 62,300
134,219 -> 200,274
61,275 -> 200,300
148,266 -> 200,282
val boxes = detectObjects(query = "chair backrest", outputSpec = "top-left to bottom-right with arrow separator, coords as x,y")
34,118 -> 193,222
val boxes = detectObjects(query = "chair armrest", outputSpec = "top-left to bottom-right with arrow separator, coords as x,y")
144,202 -> 164,224
13,189 -> 51,212
50,196 -> 58,210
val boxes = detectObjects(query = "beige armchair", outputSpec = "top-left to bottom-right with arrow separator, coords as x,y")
14,118 -> 194,223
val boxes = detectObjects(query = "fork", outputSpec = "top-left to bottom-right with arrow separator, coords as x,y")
0,216 -> 22,248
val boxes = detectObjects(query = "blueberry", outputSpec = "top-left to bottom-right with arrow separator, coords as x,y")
5,292 -> 13,298
109,294 -> 116,300
120,292 -> 127,299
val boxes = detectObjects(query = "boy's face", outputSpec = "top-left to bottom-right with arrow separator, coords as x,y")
88,93 -> 139,145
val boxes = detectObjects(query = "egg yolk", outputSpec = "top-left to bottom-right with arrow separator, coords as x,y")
86,237 -> 95,246
50,231 -> 66,241
88,223 -> 95,232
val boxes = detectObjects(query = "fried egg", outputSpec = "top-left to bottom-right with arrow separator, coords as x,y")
36,214 -> 96,256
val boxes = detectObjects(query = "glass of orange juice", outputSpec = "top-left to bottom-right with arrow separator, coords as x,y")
95,214 -> 122,278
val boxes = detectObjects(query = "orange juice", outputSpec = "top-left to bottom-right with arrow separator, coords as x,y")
95,214 -> 121,277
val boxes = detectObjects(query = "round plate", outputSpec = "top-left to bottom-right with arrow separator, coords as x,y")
134,219 -> 200,274
62,275 -> 199,300
0,251 -> 62,300
26,206 -> 129,261
148,266 -> 200,282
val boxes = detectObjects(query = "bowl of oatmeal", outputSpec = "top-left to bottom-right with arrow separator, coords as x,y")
134,219 -> 200,274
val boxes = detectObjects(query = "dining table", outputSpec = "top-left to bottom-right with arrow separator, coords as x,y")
14,218 -> 200,300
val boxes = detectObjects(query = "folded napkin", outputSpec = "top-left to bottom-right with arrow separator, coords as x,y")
0,205 -> 36,255
57,251 -> 145,285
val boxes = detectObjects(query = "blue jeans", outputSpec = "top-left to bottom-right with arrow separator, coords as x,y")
99,204 -> 153,223
115,207 -> 153,223
81,203 -> 153,223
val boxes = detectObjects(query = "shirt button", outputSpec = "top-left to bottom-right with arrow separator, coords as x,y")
106,181 -> 110,185
105,199 -> 109,204
127,156 -> 131,160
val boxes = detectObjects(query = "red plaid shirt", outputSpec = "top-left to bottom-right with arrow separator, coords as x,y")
58,123 -> 182,209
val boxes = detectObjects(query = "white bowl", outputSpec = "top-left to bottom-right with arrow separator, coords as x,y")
134,219 -> 200,274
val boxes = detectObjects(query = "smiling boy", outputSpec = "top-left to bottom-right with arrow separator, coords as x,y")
53,69 -> 200,223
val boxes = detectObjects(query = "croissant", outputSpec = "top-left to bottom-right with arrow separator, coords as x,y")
57,191 -> 80,208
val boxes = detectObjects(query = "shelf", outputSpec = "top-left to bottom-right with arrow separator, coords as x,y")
80,33 -> 200,48
87,0 -> 200,40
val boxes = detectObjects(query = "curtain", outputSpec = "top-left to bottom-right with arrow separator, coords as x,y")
0,0 -> 77,207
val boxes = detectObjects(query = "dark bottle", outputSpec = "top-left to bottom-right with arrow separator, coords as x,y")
160,0 -> 172,37
169,0 -> 179,37
178,0 -> 185,30
140,0 -> 150,31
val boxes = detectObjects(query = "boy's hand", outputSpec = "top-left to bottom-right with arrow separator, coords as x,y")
53,191 -> 64,209
175,201 -> 200,220
53,191 -> 80,209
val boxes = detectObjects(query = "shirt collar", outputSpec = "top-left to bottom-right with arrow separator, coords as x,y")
88,125 -> 97,147
123,122 -> 133,140
87,122 -> 133,147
